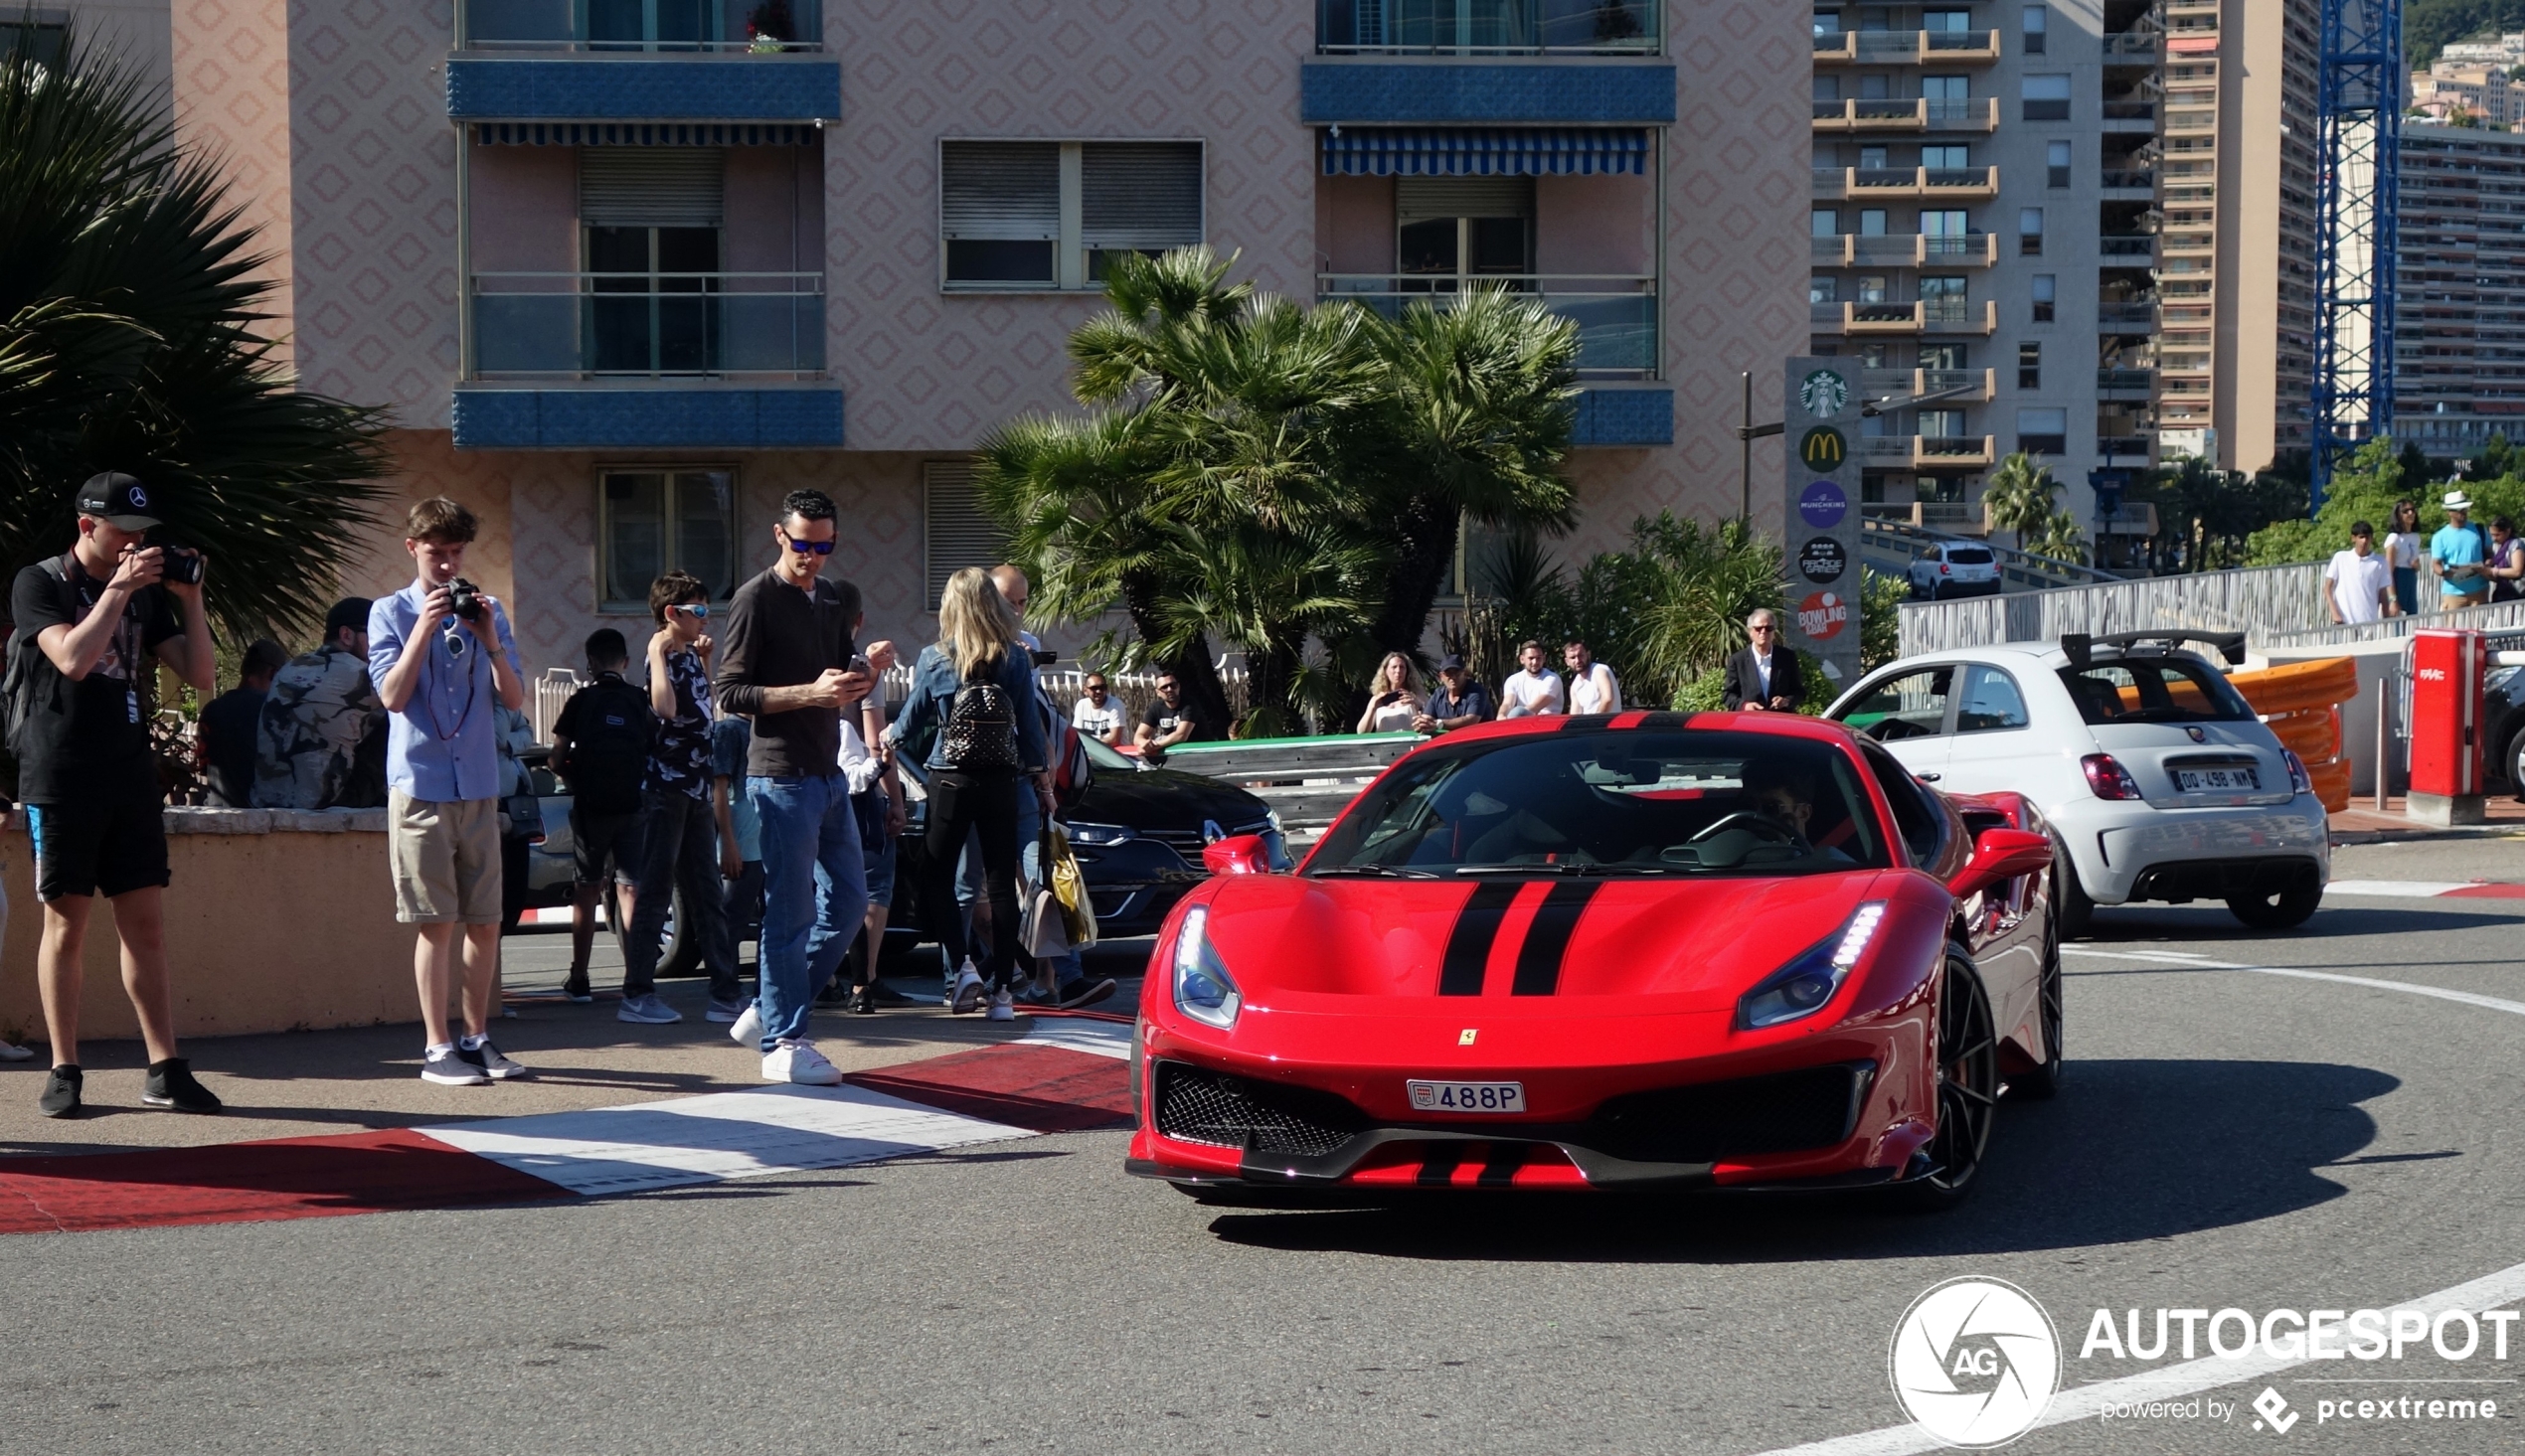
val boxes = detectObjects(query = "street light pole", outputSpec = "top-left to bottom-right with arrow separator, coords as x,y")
1740,372 -> 1754,523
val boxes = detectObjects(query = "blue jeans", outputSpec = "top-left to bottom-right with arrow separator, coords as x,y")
748,773 -> 867,1052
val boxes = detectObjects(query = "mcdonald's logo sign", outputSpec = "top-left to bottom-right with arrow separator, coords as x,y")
1799,426 -> 1848,468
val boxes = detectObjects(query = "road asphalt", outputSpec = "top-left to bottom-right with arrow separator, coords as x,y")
3,890 -> 2521,1453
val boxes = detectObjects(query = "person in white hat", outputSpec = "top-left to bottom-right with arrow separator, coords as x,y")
2431,489 -> 2490,610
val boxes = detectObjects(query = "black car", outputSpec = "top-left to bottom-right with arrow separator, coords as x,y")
2490,660 -> 2525,796
887,734 -> 1284,954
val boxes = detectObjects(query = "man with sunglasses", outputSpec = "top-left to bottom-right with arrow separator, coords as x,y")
1721,608 -> 1803,712
713,490 -> 890,1085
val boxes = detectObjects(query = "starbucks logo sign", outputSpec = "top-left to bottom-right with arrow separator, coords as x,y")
1799,369 -> 1851,419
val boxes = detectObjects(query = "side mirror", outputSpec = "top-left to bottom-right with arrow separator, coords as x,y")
1202,833 -> 1274,876
1947,827 -> 2053,900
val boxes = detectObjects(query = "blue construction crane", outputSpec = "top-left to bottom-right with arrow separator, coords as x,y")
2309,0 -> 2401,506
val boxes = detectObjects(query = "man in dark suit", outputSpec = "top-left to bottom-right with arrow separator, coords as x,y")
1722,608 -> 1803,712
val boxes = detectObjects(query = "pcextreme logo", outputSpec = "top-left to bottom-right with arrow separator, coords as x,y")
1889,1276 -> 2062,1448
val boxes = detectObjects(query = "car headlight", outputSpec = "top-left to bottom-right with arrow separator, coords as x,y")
1171,903 -> 1242,1031
1069,821 -> 1136,846
1738,901 -> 1887,1030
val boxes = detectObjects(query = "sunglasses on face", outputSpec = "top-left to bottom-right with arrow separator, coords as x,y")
672,602 -> 710,618
779,535 -> 835,556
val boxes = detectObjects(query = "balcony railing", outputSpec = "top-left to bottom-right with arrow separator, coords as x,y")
1812,233 -> 1998,266
2097,367 -> 2156,393
1816,165 -> 2000,200
1811,300 -> 1994,334
2101,168 -> 2156,191
2102,32 -> 2161,58
2098,302 -> 2159,329
2097,434 -> 2154,456
1915,433 -> 1997,468
2102,100 -> 2158,123
1316,0 -> 1660,55
459,0 -> 824,50
2100,234 -> 2157,258
1814,30 -> 2000,63
467,272 -> 826,378
1319,274 -> 1656,375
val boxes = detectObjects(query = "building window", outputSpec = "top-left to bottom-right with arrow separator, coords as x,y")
924,460 -> 1013,610
1813,209 -> 1841,238
2017,406 -> 2068,456
2021,5 -> 2047,54
940,140 -> 1203,291
1859,208 -> 1889,235
2018,208 -> 2044,256
1921,407 -> 1965,439
0,19 -> 65,67
2047,140 -> 2071,188
598,469 -> 736,614
1812,274 -> 1839,304
2032,273 -> 2056,323
2018,341 -> 2041,389
2022,74 -> 2071,121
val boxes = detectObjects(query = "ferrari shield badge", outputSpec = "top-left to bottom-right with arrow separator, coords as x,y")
1458,1029 -> 1477,1046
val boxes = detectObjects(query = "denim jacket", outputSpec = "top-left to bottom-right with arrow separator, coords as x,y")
888,643 -> 1048,773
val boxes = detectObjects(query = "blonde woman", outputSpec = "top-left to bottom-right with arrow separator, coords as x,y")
885,567 -> 1051,1022
1356,652 -> 1427,733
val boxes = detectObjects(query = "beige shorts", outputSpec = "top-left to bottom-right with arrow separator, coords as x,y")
388,790 -> 502,925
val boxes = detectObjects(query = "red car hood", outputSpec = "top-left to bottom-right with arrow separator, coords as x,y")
1200,870 -> 1903,1016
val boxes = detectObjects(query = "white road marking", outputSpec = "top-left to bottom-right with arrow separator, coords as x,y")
2324,880 -> 2478,898
2063,946 -> 2525,1018
421,1084 -> 1034,1196
1747,1258 -> 2525,1456
1017,1018 -> 1134,1060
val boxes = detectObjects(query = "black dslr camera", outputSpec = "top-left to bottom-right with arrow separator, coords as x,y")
159,548 -> 204,585
448,577 -> 484,622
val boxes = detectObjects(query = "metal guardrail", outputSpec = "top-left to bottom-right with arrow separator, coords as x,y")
1162,732 -> 1422,830
1897,563 -> 2324,657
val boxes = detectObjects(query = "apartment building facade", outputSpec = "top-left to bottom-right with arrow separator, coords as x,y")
2393,121 -> 2525,458
1806,0 -> 2160,553
159,0 -> 1809,675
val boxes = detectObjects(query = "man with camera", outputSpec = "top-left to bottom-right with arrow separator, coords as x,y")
8,471 -> 221,1116
368,497 -> 528,1087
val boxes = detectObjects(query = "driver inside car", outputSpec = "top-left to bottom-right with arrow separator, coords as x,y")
1741,765 -> 1859,866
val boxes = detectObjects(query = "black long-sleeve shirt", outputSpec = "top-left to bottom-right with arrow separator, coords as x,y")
712,566 -> 860,778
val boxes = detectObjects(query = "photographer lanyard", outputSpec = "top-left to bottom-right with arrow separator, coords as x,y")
65,554 -> 145,725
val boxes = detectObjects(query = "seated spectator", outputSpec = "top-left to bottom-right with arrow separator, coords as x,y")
1497,640 -> 1566,718
1134,670 -> 1202,760
1356,652 -> 1426,733
1413,654 -> 1494,733
252,596 -> 383,810
200,638 -> 286,806
1565,637 -> 1621,716
1071,673 -> 1126,745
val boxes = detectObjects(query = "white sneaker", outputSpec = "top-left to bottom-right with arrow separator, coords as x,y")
761,1038 -> 843,1086
616,993 -> 683,1025
0,1039 -> 33,1062
729,1001 -> 762,1045
950,960 -> 986,1015
985,989 -> 1016,1022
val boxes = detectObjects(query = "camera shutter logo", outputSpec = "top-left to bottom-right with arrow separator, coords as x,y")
1888,1276 -> 2060,1448
1800,426 -> 1848,469
1800,369 -> 1851,418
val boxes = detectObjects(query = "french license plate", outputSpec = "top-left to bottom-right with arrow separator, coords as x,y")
2176,766 -> 2258,793
1408,1079 -> 1526,1114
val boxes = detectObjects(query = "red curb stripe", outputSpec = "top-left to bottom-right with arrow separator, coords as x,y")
2441,883 -> 2525,898
847,1044 -> 1133,1133
0,1127 -> 570,1236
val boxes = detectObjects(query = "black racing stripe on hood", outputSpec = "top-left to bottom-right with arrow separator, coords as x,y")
1511,880 -> 1601,995
1636,711 -> 1691,730
1439,881 -> 1521,995
1558,713 -> 1618,732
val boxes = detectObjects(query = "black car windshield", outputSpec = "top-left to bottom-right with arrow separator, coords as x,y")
2058,655 -> 2256,725
1305,729 -> 1890,878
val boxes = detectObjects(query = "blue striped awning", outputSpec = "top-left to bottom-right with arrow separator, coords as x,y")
469,122 -> 815,147
1320,127 -> 1649,177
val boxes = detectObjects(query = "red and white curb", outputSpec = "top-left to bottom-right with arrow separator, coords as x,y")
2324,879 -> 2525,899
0,1017 -> 1134,1236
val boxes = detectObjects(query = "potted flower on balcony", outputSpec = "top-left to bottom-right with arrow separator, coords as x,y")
745,0 -> 792,53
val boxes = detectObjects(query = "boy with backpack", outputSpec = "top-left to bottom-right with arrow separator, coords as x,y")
613,571 -> 738,1025
551,629 -> 651,1003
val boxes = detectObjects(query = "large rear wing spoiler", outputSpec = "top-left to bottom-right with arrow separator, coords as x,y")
2061,630 -> 2248,669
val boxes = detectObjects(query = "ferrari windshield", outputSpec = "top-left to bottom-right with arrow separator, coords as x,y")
1305,729 -> 1891,878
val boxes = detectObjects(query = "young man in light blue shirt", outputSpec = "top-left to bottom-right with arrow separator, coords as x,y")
369,497 -> 528,1087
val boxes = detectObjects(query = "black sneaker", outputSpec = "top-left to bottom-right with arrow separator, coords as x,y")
37,1064 -> 82,1118
864,980 -> 919,1009
562,971 -> 592,1003
421,1048 -> 490,1086
1057,976 -> 1118,1010
141,1057 -> 223,1113
455,1040 -> 531,1080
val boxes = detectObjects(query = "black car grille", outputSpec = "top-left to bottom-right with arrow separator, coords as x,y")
1586,1062 -> 1873,1166
1153,1062 -> 1366,1158
1142,818 -> 1273,854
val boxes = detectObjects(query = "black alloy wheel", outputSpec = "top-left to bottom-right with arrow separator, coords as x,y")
2011,907 -> 2065,1100
1898,950 -> 1999,1210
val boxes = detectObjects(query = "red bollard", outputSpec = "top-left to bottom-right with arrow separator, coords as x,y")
2408,629 -> 2486,826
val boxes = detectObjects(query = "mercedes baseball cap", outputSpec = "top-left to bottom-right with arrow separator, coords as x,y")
77,471 -> 161,531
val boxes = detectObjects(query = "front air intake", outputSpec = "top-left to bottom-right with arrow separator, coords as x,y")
1152,1062 -> 1365,1159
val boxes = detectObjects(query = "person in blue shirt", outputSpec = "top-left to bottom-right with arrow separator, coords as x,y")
2432,490 -> 2490,609
369,497 -> 528,1088
887,566 -> 1051,1022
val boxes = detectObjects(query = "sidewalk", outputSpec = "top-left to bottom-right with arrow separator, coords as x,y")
2330,792 -> 2525,844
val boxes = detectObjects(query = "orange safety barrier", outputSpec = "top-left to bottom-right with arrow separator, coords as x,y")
2229,658 -> 2357,812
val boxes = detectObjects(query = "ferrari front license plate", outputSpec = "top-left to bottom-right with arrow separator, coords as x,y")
2176,766 -> 2258,793
1408,1079 -> 1526,1114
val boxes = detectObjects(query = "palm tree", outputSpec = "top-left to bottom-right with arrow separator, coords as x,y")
1978,451 -> 2059,554
2,26 -> 390,645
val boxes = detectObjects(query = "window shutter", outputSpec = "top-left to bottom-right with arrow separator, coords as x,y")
940,142 -> 1061,241
1081,142 -> 1203,250
1395,175 -> 1534,223
924,460 -> 1012,610
580,149 -> 725,226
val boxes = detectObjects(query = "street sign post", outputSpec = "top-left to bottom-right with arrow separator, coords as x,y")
1784,358 -> 1865,695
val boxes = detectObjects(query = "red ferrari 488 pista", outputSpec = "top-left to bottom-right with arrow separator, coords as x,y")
1125,710 -> 2061,1208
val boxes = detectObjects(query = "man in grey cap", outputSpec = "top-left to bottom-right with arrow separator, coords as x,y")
8,471 -> 221,1116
